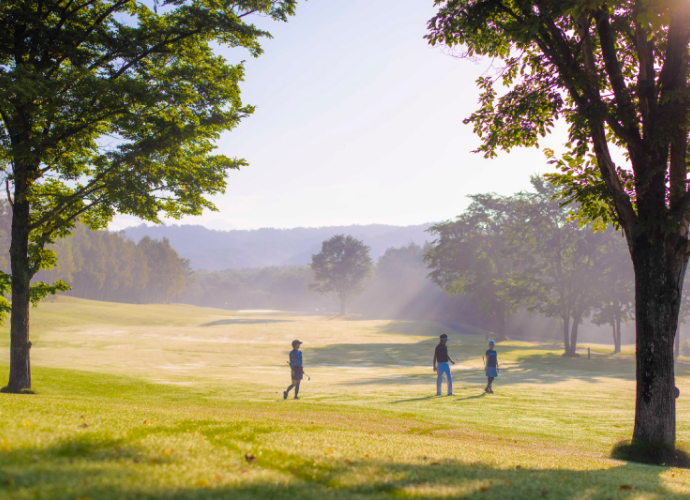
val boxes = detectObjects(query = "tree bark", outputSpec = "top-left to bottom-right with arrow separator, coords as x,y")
5,192 -> 33,392
630,235 -> 684,445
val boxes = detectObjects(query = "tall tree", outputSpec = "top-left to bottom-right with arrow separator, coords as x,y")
310,235 -> 372,315
0,0 -> 296,392
506,178 -> 606,356
425,194 -> 518,341
429,0 -> 690,449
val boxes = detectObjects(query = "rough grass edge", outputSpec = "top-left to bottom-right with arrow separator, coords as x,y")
611,439 -> 690,468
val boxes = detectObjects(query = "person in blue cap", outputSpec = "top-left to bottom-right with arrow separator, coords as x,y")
284,340 -> 303,400
485,340 -> 499,393
433,333 -> 456,396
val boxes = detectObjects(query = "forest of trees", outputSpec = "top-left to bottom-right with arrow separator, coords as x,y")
39,226 -> 191,303
0,202 -> 191,304
424,177 -> 644,356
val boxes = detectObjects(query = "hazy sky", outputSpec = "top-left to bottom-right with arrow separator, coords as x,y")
112,0 -> 566,231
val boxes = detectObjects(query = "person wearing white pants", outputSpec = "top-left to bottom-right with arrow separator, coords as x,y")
433,333 -> 456,395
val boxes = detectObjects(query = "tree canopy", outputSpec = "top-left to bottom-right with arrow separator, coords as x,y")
425,193 -> 518,341
0,0 -> 296,392
428,0 -> 690,449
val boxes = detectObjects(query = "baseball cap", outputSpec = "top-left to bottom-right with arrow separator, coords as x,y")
489,340 -> 495,345
292,339 -> 303,347
440,334 -> 449,340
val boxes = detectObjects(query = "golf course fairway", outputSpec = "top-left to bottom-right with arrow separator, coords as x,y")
1,296 -> 690,499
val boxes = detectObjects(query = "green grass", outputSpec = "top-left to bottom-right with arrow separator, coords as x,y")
1,296 -> 690,498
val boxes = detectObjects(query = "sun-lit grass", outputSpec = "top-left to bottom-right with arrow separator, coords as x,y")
1,296 -> 690,498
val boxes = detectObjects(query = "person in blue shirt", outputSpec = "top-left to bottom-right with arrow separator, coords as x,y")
485,340 -> 499,394
433,333 -> 456,396
284,340 -> 304,400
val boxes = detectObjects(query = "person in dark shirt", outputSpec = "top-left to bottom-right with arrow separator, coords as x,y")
433,333 -> 456,396
284,340 -> 303,400
485,340 -> 499,394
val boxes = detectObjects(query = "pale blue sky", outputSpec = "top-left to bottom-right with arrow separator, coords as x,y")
112,0 -> 565,231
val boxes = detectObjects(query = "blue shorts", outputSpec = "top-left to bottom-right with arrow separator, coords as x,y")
486,367 -> 498,378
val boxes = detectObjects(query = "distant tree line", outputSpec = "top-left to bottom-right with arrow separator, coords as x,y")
425,177 -> 638,357
177,241 -> 483,325
179,266 -> 327,311
0,204 -> 190,304
38,226 -> 191,304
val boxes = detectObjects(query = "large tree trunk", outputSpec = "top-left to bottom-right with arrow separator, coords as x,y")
5,194 -> 33,393
630,236 -> 685,445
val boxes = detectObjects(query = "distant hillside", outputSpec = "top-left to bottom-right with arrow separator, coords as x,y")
123,223 -> 434,271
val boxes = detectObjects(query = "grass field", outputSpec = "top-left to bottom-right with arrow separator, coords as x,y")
1,296 -> 690,499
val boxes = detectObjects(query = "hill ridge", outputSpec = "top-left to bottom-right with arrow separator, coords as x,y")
123,222 -> 434,271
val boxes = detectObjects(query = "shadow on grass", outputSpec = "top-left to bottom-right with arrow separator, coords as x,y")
0,434 -> 681,499
314,336 -> 637,386
201,319 -> 293,327
612,439 -> 690,468
0,365 -> 683,499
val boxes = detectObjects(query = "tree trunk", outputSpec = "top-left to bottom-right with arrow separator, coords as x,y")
564,312 -> 581,357
630,235 -> 685,445
5,194 -> 33,393
614,318 -> 622,354
339,293 -> 346,316
675,325 -> 681,361
562,315 -> 570,354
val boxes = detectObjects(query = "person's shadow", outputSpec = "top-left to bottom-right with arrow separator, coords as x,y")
390,393 -> 486,404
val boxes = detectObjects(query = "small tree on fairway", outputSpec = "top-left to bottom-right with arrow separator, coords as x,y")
428,0 -> 690,450
310,235 -> 372,315
0,0 -> 296,392
425,193 -> 518,341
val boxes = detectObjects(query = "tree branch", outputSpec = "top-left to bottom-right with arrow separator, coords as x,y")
594,8 -> 642,147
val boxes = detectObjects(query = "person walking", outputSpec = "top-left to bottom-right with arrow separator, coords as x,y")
433,333 -> 455,396
485,340 -> 499,394
284,340 -> 304,400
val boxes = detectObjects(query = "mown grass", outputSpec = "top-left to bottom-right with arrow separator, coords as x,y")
0,297 -> 690,498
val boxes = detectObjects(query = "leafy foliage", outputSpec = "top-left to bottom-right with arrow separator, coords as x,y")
310,235 -> 373,314
425,194 -> 519,339
0,0 -> 296,316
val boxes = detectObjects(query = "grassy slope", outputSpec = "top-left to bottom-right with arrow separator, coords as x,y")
0,297 -> 689,499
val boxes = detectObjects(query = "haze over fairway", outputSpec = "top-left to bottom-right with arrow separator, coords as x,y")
2,297 -> 690,498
